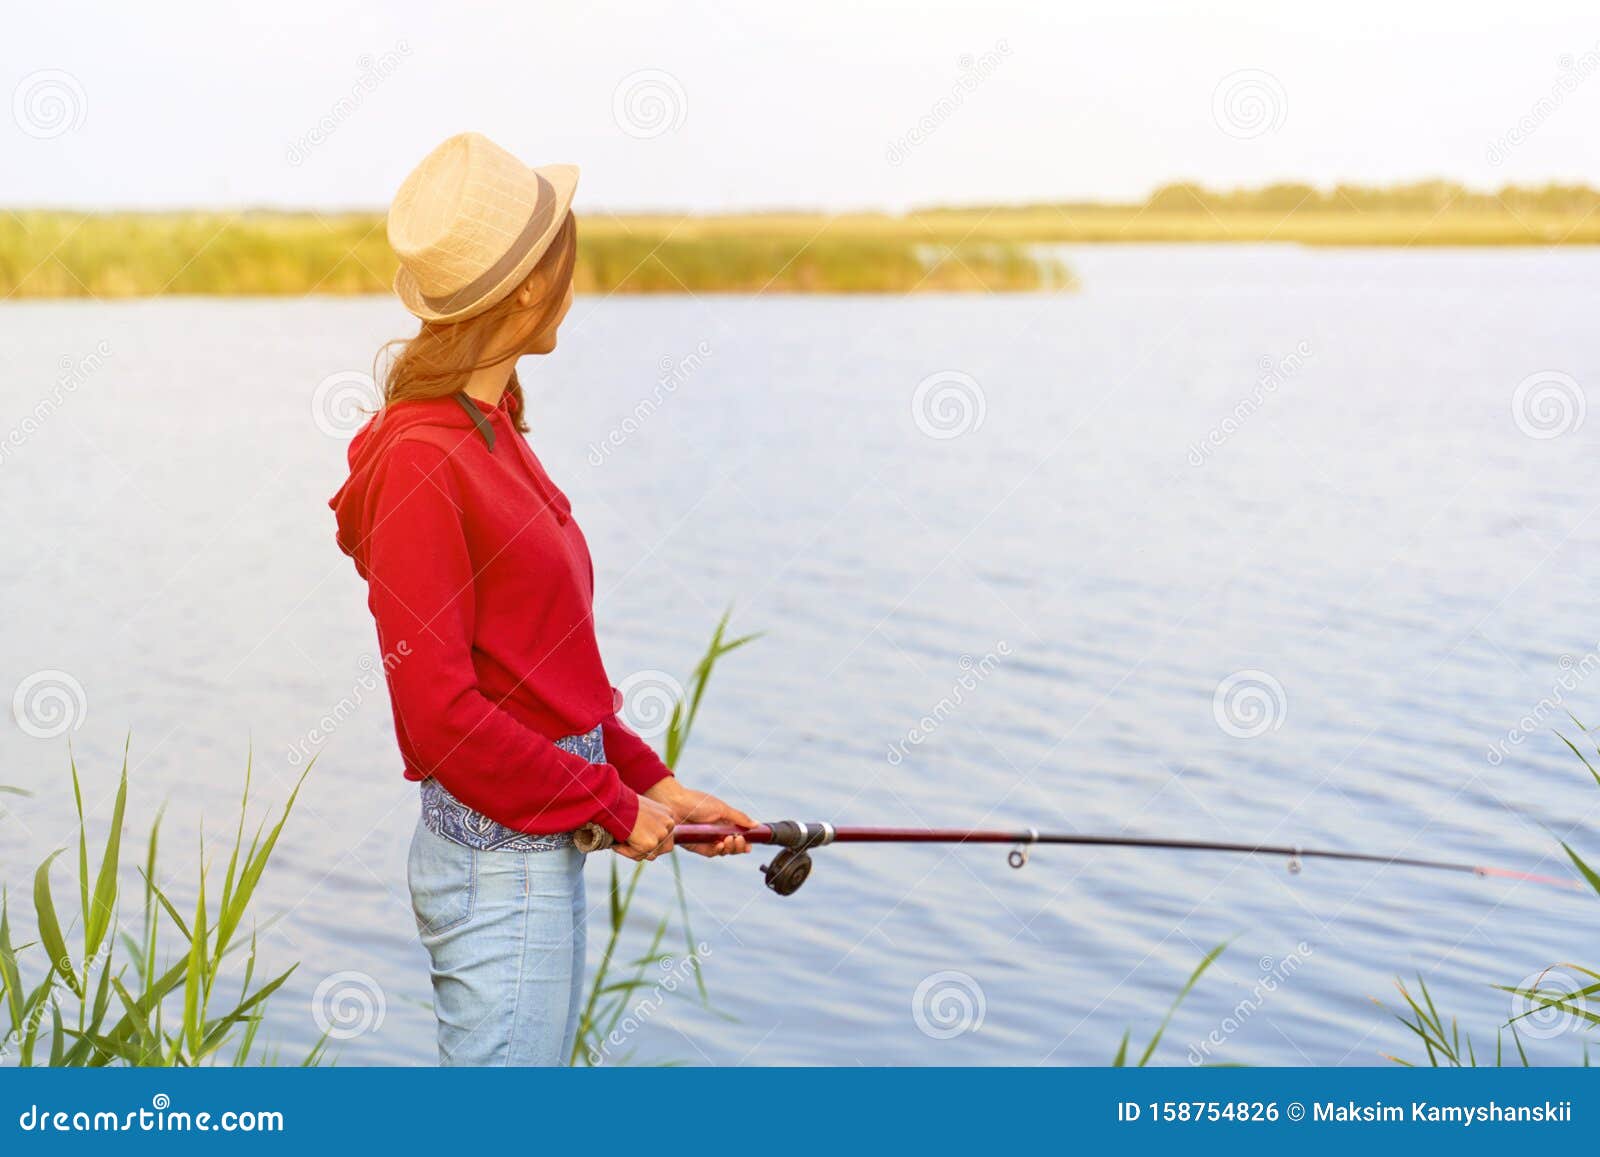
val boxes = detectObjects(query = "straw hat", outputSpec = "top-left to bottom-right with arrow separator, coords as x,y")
387,132 -> 578,323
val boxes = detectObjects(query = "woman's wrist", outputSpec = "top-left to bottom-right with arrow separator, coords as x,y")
643,777 -> 683,804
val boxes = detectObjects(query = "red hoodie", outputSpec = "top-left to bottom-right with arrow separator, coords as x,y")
330,391 -> 670,842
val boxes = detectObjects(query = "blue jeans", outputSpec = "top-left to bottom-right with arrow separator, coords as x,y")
407,818 -> 587,1066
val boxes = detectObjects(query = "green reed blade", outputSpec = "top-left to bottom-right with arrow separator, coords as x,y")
181,843 -> 208,1059
1111,1030 -> 1129,1067
0,892 -> 25,1038
1135,941 -> 1228,1066
85,763 -> 128,961
33,850 -> 80,997
198,964 -> 297,1060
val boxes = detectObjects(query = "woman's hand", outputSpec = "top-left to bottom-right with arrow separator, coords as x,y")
645,780 -> 755,857
618,794 -> 676,861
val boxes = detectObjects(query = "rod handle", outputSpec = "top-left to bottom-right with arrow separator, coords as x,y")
575,822 -> 767,853
574,822 -> 615,853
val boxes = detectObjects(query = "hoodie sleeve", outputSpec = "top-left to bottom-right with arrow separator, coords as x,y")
600,713 -> 675,794
364,437 -> 640,842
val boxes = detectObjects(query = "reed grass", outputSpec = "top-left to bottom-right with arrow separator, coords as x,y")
0,744 -> 315,1066
5,180 -> 1599,301
570,610 -> 757,1066
1383,974 -> 1531,1067
1111,940 -> 1227,1066
1383,717 -> 1600,1066
0,212 -> 1066,299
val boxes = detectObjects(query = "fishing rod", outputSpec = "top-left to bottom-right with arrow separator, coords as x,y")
574,821 -> 1581,897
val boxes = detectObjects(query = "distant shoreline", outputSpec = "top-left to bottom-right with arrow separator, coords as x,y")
5,182 -> 1598,299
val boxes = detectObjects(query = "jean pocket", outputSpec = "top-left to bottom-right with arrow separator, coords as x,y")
408,823 -> 478,937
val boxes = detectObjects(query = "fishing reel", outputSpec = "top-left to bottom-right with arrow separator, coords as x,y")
759,821 -> 834,897
761,847 -> 814,895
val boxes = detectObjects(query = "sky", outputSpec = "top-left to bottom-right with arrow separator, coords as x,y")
3,0 -> 1599,213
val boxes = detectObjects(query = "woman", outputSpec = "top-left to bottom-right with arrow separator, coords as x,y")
330,132 -> 753,1066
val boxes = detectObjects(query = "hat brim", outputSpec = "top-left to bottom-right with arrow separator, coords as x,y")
394,162 -> 579,324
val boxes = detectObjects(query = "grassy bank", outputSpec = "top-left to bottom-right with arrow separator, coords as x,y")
0,211 -> 1068,299
4,181 -> 1597,301
1,750 -> 316,1066
922,180 -> 1600,246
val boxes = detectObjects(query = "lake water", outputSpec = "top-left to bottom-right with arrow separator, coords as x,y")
2,245 -> 1598,1066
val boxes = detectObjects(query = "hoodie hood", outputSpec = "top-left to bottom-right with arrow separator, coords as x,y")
330,396 -> 483,579
330,392 -> 569,580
